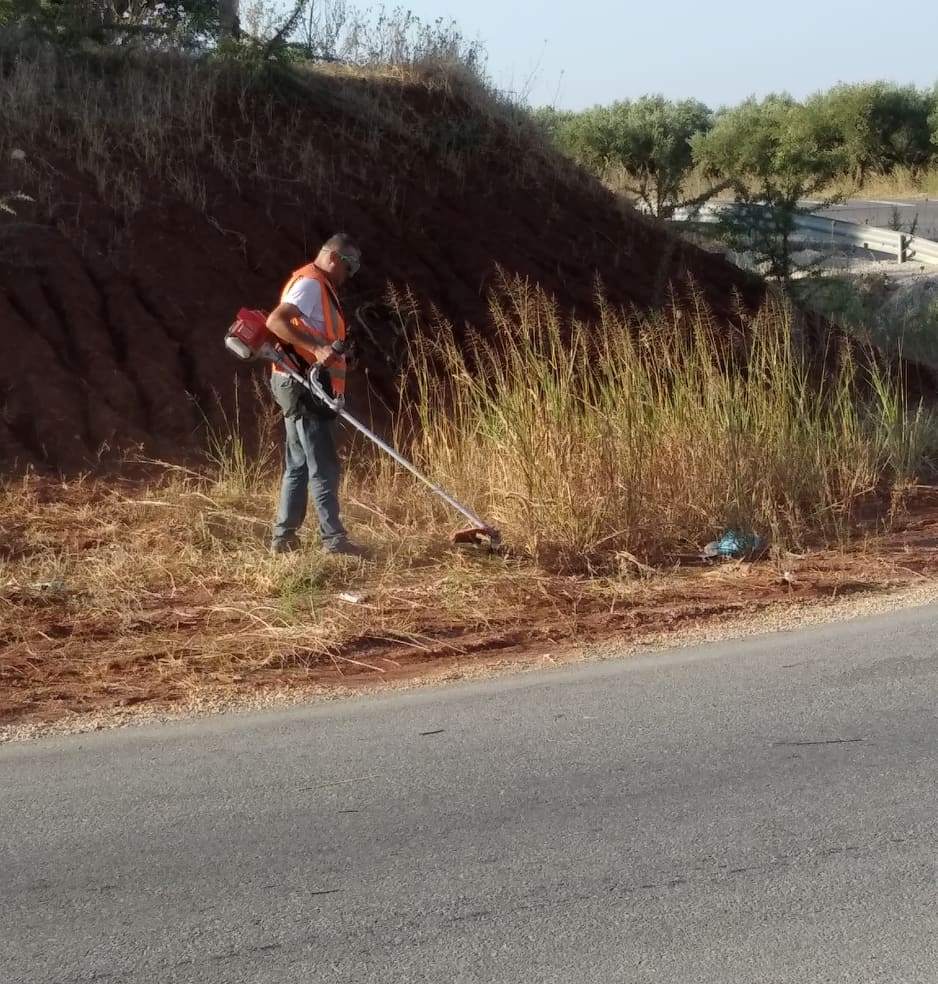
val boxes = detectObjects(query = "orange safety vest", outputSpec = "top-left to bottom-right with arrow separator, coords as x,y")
274,263 -> 348,396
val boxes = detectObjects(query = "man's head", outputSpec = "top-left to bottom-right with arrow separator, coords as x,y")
315,233 -> 361,288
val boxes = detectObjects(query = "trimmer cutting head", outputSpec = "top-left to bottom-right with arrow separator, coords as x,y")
451,526 -> 502,549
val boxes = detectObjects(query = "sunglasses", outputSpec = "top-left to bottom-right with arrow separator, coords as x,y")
336,251 -> 361,277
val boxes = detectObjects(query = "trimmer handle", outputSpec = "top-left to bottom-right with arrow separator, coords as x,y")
305,364 -> 345,412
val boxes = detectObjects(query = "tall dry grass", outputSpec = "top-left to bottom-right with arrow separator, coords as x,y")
0,38 -> 563,219
822,167 -> 938,202
361,278 -> 935,567
3,282 -> 935,720
3,280 -> 929,583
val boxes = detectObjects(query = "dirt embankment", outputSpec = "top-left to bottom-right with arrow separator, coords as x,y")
0,51 -> 765,471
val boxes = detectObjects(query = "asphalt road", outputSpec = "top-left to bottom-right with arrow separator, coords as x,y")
813,198 -> 938,240
3,605 -> 938,983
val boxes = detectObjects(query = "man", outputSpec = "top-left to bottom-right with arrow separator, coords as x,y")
266,233 -> 364,556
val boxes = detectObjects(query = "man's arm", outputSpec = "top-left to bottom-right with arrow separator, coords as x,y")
266,302 -> 336,366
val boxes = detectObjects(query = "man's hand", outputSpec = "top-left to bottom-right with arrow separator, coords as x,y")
312,344 -> 337,367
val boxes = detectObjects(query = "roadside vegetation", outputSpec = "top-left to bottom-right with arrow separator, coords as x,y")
2,2 -> 938,726
4,283 -> 937,723
537,84 -> 938,286
538,83 -> 938,283
537,82 -> 938,217
402,278 -> 933,564
794,274 -> 938,371
0,2 -> 539,225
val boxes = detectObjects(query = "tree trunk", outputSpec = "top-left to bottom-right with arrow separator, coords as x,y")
219,0 -> 240,37
75,0 -> 108,28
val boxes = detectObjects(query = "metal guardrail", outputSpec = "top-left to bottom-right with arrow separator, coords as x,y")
671,203 -> 938,267
909,236 -> 938,266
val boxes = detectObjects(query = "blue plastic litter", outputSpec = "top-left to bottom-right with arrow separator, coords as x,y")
703,529 -> 765,559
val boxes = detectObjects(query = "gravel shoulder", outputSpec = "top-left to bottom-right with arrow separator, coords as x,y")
7,565 -> 938,745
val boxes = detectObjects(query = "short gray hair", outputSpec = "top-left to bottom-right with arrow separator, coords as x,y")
322,232 -> 360,259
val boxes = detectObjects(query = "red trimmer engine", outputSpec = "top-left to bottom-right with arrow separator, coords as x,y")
225,308 -> 275,361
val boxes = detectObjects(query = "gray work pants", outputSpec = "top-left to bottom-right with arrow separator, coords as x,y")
270,373 -> 346,548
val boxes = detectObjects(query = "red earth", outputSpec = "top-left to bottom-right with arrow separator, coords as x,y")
0,61 -> 766,472
5,482 -> 938,728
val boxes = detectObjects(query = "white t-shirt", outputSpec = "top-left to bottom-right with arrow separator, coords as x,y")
283,277 -> 326,337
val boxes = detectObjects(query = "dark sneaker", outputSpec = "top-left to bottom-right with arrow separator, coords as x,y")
323,538 -> 369,558
270,534 -> 302,555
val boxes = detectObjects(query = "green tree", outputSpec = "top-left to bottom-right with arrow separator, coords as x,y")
930,85 -> 938,156
878,84 -> 935,173
0,0 -> 224,44
692,95 -> 845,282
807,82 -> 934,181
537,96 -> 715,217
533,104 -> 607,171
531,106 -> 577,146
805,83 -> 881,183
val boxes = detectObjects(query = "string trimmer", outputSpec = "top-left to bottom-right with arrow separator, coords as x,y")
225,308 -> 500,548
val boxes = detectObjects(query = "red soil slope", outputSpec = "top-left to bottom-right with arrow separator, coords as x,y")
0,58 -> 764,471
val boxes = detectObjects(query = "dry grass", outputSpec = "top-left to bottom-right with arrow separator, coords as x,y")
2,282 -> 936,723
0,467 -> 580,720
822,167 -> 938,202
0,39 -> 565,219
383,278 -> 936,566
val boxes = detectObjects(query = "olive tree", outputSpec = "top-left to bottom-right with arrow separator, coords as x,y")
537,96 -> 717,218
692,95 -> 845,281
877,84 -> 935,173
806,82 -> 935,181
931,85 -> 938,156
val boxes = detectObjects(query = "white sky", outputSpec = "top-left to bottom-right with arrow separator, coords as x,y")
382,0 -> 938,109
